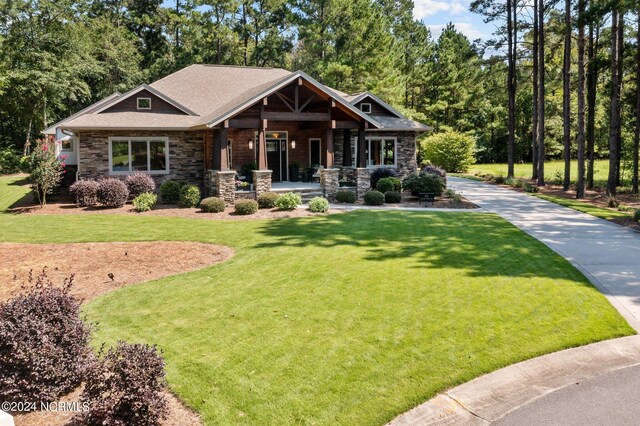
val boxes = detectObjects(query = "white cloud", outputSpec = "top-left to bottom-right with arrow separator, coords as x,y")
427,22 -> 486,40
413,0 -> 470,19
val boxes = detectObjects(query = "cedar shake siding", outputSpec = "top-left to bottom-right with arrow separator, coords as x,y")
78,130 -> 205,187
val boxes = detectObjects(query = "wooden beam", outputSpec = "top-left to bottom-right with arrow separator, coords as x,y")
262,112 -> 330,121
298,120 -> 358,130
358,122 -> 366,168
262,97 -> 268,106
326,128 -> 334,168
223,120 -> 229,128
212,128 -> 222,170
295,85 -> 299,112
229,118 -> 260,128
342,129 -> 352,167
220,127 -> 229,170
275,92 -> 295,112
298,94 -> 315,112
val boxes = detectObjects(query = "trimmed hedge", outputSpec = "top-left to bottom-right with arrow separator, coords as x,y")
402,173 -> 445,196
370,168 -> 396,190
635,209 -> 640,223
235,199 -> 258,215
0,270 -> 92,403
200,197 -> 226,213
125,173 -> 156,199
97,178 -> 129,208
159,180 -> 182,204
275,192 -> 301,210
335,190 -> 356,203
70,179 -> 99,207
364,190 -> 384,206
376,177 -> 394,194
257,192 -> 280,209
384,191 -> 402,203
132,193 -> 157,212
308,197 -> 330,213
179,185 -> 201,208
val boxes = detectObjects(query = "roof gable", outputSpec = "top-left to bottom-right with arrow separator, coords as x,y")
93,84 -> 197,116
350,92 -> 405,118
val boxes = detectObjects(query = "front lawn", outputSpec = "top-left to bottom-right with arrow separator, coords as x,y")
0,175 -> 634,425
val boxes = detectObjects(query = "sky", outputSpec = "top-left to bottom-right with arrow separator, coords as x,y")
413,0 -> 496,43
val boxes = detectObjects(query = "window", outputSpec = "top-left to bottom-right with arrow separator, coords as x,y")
109,137 -> 169,174
360,103 -> 372,114
137,97 -> 151,110
366,137 -> 396,167
61,138 -> 73,151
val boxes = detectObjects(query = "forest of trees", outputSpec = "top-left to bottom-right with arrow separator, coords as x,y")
1,0 -> 639,195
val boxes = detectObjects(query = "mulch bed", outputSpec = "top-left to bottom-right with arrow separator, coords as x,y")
0,241 -> 233,302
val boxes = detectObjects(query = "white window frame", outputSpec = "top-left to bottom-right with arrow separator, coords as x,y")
60,138 -> 74,152
360,103 -> 372,114
366,137 -> 397,168
137,97 -> 152,110
108,136 -> 170,175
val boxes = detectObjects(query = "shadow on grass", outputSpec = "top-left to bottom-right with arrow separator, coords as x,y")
255,210 -> 589,281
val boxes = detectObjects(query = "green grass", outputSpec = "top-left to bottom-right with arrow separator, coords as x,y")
0,175 -> 634,425
0,174 -> 30,211
469,160 -> 611,187
532,193 -> 631,221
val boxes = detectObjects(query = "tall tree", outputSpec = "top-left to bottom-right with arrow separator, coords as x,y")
607,6 -> 621,196
586,13 -> 600,189
532,0 -> 539,180
576,0 -> 586,198
562,0 -> 572,190
506,0 -> 516,177
634,6 -> 640,194
537,0 -> 546,186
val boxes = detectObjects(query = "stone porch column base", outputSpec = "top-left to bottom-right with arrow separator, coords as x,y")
356,168 -> 371,201
253,170 -> 272,197
216,170 -> 236,206
320,168 -> 340,201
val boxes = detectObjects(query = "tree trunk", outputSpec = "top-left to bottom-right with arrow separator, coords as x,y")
562,0 -> 571,190
616,8 -> 624,186
634,8 -> 640,194
586,19 -> 599,189
23,117 -> 33,156
506,0 -> 516,178
537,0 -> 546,186
576,0 -> 586,198
607,7 -> 620,196
532,0 -> 539,180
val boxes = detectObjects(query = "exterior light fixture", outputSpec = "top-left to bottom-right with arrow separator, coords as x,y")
291,140 -> 296,149
248,140 -> 254,150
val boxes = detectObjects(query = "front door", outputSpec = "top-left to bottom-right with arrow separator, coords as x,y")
310,138 -> 321,167
265,133 -> 288,182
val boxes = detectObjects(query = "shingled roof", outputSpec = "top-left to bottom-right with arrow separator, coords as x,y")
60,64 -> 429,132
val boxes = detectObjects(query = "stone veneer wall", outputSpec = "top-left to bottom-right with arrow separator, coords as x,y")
253,170 -> 272,196
333,131 -> 419,180
356,168 -> 371,201
320,168 -> 339,201
77,130 -> 206,188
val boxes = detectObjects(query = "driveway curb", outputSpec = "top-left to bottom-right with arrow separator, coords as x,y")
388,335 -> 640,425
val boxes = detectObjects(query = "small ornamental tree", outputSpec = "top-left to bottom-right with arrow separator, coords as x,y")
420,131 -> 475,172
27,139 -> 64,206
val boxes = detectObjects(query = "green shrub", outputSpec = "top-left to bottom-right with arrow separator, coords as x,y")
179,185 -> 201,208
384,191 -> 401,203
335,190 -> 356,203
0,147 -> 25,174
364,190 -> 384,206
513,179 -> 524,189
159,180 -> 182,204
235,199 -> 258,215
420,165 -> 447,185
635,209 -> 640,223
504,177 -> 517,186
421,130 -> 475,172
370,168 -> 396,189
257,192 -> 280,209
402,173 -> 445,196
523,183 -> 539,193
618,205 -> 635,212
275,192 -> 301,210
376,177 -> 395,194
132,193 -> 157,212
494,175 -> 505,184
200,197 -> 225,213
308,197 -> 330,213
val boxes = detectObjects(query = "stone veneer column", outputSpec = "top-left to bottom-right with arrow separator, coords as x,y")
205,170 -> 217,197
320,168 -> 339,201
356,168 -> 371,202
253,170 -> 272,197
216,171 -> 236,206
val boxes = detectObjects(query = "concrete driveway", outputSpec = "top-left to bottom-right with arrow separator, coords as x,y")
449,177 -> 640,332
